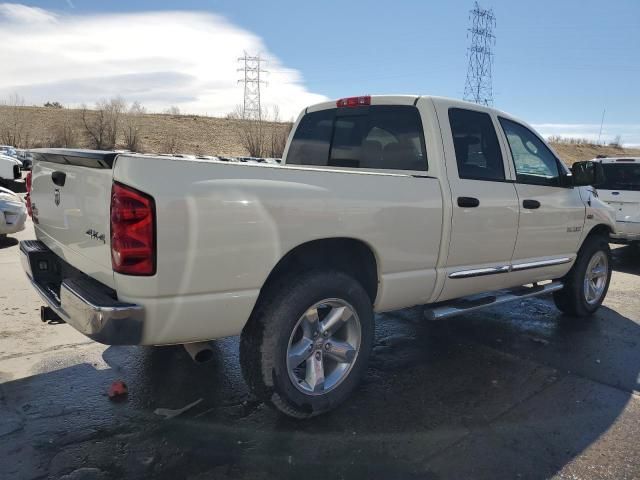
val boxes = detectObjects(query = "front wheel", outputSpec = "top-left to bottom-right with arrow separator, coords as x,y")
240,270 -> 374,418
553,235 -> 612,317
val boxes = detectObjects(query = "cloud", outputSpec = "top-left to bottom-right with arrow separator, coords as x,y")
533,123 -> 640,147
0,4 -> 326,119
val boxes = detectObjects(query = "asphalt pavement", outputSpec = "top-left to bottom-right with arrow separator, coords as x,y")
1,220 -> 639,480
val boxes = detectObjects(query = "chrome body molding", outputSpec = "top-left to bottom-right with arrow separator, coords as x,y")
449,257 -> 572,279
448,265 -> 510,279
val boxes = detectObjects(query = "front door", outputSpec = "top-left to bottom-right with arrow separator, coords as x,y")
497,117 -> 585,278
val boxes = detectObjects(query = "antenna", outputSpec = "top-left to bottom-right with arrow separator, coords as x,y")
463,2 -> 496,106
237,52 -> 267,120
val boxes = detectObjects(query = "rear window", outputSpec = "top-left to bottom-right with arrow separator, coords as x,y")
286,105 -> 427,171
599,164 -> 640,191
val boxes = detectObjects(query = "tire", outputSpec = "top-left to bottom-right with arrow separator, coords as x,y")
240,270 -> 374,418
553,234 -> 612,317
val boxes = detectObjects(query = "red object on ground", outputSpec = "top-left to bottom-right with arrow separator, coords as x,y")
108,380 -> 128,400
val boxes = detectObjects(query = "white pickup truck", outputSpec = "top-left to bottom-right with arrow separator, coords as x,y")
21,96 -> 615,418
592,157 -> 640,246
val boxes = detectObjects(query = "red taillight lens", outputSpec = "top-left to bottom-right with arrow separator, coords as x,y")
25,171 -> 32,217
336,95 -> 371,108
110,182 -> 156,275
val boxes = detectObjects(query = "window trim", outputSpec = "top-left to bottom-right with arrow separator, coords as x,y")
447,107 -> 508,183
498,116 -> 567,188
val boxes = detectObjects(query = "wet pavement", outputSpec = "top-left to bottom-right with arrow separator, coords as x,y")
1,222 -> 639,479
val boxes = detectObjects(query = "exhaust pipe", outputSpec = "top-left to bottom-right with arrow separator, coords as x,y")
183,342 -> 214,363
41,306 -> 64,323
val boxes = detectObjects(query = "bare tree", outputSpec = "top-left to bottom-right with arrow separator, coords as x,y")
266,106 -> 292,158
123,101 -> 146,152
49,110 -> 77,148
81,97 -> 126,149
0,93 -> 31,148
164,105 -> 181,115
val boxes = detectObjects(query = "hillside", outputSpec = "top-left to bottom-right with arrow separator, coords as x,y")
1,105 -> 638,163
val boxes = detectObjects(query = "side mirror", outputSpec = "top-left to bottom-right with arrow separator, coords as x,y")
571,161 -> 605,187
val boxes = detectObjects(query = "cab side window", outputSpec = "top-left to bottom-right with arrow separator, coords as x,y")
448,108 -> 505,181
499,118 -> 561,186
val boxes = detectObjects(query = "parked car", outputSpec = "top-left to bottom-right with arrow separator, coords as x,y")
21,95 -> 615,418
0,186 -> 27,237
592,157 -> 640,246
0,154 -> 22,187
0,145 -> 17,158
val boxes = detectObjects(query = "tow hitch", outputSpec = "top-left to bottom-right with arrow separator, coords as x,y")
40,305 -> 64,324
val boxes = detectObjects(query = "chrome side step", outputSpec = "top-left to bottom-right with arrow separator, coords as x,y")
424,281 -> 564,321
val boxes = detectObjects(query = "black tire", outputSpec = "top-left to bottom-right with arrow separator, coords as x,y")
240,270 -> 374,418
553,234 -> 612,317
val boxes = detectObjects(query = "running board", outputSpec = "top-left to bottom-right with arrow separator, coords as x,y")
424,281 -> 564,321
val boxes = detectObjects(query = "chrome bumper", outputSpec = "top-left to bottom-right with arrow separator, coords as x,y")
20,240 -> 144,345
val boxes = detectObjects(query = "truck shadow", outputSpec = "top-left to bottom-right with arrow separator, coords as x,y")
0,236 -> 19,249
611,244 -> 640,275
1,299 -> 638,479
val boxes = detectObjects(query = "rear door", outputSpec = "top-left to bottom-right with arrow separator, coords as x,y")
433,101 -> 520,301
31,150 -> 116,287
597,161 -> 640,235
497,118 -> 585,273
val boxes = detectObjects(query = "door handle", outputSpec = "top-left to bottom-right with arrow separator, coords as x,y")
457,196 -> 480,208
51,171 -> 66,187
522,199 -> 540,209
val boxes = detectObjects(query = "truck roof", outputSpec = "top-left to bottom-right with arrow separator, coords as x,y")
305,95 -> 514,118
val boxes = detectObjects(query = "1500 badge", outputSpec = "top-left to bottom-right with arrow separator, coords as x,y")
567,226 -> 582,233
85,229 -> 106,243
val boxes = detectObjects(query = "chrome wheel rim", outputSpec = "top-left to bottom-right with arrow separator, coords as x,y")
584,251 -> 608,305
286,298 -> 361,396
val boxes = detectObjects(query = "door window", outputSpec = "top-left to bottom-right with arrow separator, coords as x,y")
448,108 -> 505,181
499,118 -> 561,186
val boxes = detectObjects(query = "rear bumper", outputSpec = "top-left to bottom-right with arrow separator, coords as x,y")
20,240 -> 144,345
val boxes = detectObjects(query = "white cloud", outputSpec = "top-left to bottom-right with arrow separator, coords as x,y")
0,4 -> 326,119
533,123 -> 640,147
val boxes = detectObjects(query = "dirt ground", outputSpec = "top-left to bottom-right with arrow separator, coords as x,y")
1,220 -> 640,479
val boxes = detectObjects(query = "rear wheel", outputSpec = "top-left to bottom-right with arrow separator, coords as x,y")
240,270 -> 374,418
553,235 -> 611,317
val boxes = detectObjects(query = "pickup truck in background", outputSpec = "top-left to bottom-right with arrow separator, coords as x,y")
21,96 -> 616,418
592,157 -> 640,246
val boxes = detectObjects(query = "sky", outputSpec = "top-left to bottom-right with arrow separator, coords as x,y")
0,0 -> 638,144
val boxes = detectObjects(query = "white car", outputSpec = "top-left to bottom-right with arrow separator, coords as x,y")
0,186 -> 27,237
0,154 -> 22,186
592,157 -> 640,245
21,96 -> 615,418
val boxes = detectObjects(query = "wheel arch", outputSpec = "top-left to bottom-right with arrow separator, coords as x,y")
580,223 -> 613,251
256,237 -> 380,306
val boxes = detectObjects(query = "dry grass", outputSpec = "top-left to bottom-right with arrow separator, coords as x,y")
2,105 -> 639,163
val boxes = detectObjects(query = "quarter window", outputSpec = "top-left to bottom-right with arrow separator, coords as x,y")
499,118 -> 561,186
448,108 -> 505,181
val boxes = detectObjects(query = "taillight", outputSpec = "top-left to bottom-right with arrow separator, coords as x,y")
25,171 -> 32,217
336,95 -> 371,108
110,182 -> 156,276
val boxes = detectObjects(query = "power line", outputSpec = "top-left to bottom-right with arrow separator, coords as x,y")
237,52 -> 267,120
463,2 -> 496,106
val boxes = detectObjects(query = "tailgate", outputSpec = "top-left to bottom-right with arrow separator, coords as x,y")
31,149 -> 117,287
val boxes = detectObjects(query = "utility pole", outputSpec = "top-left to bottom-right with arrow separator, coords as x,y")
597,109 -> 606,144
463,2 -> 496,106
237,52 -> 267,120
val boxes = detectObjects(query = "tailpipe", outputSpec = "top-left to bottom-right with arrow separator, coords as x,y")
183,341 -> 214,363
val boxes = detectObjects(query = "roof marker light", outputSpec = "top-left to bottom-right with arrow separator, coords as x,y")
336,96 -> 371,108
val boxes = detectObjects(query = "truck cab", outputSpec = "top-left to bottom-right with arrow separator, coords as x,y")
592,157 -> 640,245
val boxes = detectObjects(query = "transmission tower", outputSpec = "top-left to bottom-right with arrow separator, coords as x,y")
463,2 -> 496,106
237,52 -> 267,120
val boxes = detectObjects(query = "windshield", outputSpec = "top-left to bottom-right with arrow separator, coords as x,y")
599,163 -> 640,191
